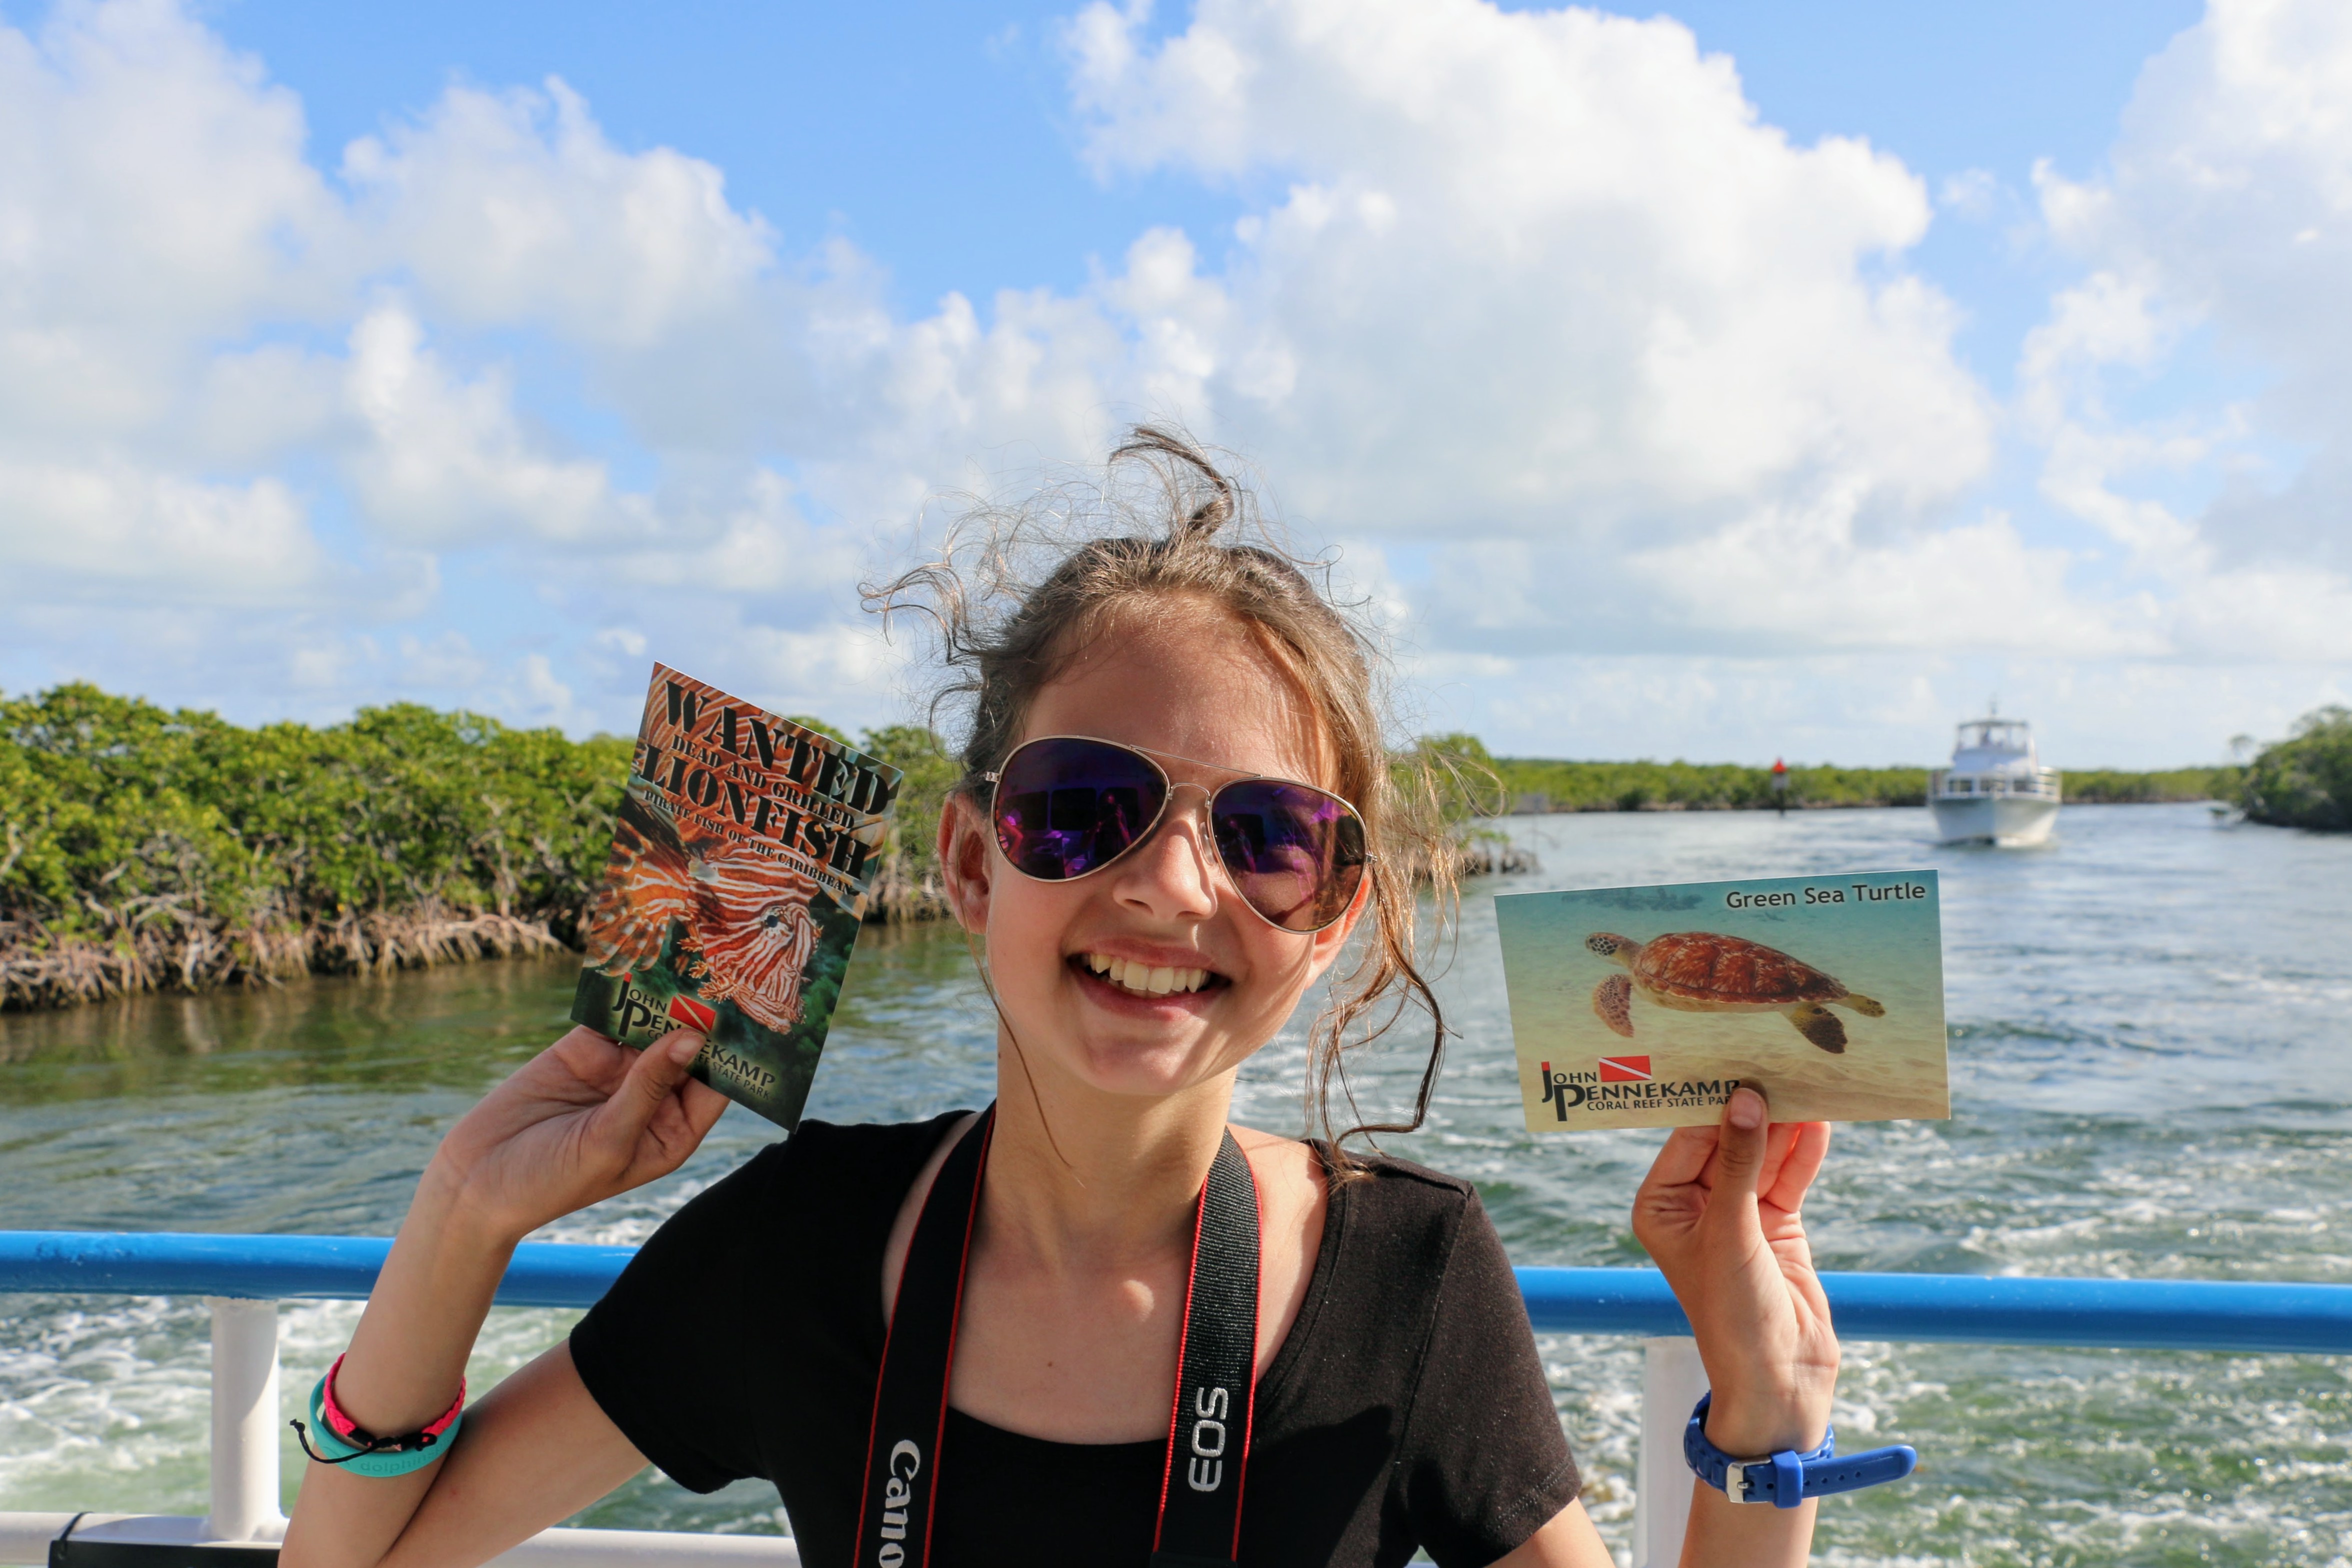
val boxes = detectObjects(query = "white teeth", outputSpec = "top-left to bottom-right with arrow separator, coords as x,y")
1082,954 -> 1211,996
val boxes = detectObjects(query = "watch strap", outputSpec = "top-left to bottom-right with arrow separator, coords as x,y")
1682,1393 -> 1917,1508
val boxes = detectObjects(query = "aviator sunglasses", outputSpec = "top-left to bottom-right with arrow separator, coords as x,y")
982,735 -> 1374,933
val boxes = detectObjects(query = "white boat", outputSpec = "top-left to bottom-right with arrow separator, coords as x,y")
1930,715 -> 2060,846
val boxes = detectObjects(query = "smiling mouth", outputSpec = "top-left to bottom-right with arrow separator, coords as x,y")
1073,952 -> 1224,998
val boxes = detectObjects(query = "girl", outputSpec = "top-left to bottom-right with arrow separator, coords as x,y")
282,432 -> 1842,1568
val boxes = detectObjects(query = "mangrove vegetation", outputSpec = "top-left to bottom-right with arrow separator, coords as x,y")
0,683 -> 2250,1012
2240,706 -> 2352,830
0,684 -> 968,1011
1490,756 -> 2233,813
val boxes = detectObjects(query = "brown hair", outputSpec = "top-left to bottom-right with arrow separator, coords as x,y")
864,428 -> 1462,1158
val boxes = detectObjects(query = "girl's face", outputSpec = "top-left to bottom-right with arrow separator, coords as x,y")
940,606 -> 1366,1106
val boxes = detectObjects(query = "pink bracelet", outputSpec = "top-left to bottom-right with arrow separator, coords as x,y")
320,1352 -> 466,1444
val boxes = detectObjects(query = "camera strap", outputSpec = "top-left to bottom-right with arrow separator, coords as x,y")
854,1104 -> 1262,1568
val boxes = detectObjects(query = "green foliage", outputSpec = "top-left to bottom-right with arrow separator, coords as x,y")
4,672 -> 2260,1008
1,682 -> 632,942
1490,757 -> 1931,812
1486,756 -> 2228,814
2241,706 -> 2352,830
790,898 -> 869,1048
0,682 -> 987,1008
856,724 -> 961,918
1404,733 -> 1504,820
783,715 -> 850,745
2066,768 -> 2236,804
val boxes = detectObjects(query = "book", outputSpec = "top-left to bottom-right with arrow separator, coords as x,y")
1496,870 -> 1949,1131
570,664 -> 903,1130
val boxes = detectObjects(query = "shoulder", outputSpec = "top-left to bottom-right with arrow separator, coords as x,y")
1242,1128 -> 1495,1206
1328,1145 -> 1482,1234
1230,1132 -> 1486,1250
1312,1146 -> 1514,1332
1250,1145 -> 1548,1454
586,1111 -> 973,1348
782,1110 -> 974,1182
1230,1133 -> 1484,1290
636,1110 -> 975,1264
1328,1144 -> 1477,1198
1230,1125 -> 1332,1214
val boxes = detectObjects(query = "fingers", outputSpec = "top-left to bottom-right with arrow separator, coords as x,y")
1702,1086 -> 1770,1214
1640,1095 -> 1814,1198
544,1024 -> 638,1092
1760,1120 -> 1832,1215
642,1028 -> 710,1102
678,1075 -> 731,1140
1750,1122 -> 1800,1194
1634,1092 -> 1832,1263
1640,1123 -> 1723,1194
598,1030 -> 709,1150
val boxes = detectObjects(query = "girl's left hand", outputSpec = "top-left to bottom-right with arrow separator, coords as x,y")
1632,1086 -> 1838,1458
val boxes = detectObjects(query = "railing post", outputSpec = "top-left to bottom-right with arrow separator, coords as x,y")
204,1298 -> 282,1543
1630,1336 -> 1706,1568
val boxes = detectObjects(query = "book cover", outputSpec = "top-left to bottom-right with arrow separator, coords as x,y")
1496,870 -> 1949,1132
570,664 -> 903,1130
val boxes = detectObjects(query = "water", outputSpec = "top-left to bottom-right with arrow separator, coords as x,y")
4,803 -> 2350,1564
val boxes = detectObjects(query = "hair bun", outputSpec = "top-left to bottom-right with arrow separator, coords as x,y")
1111,426 -> 1235,542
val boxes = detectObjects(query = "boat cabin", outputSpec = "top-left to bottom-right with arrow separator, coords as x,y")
1933,718 -> 2060,801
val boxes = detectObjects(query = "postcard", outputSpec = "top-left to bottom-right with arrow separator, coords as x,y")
1496,870 -> 1949,1132
570,664 -> 902,1130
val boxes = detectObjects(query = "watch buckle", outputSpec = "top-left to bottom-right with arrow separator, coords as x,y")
1720,1459 -> 1770,1504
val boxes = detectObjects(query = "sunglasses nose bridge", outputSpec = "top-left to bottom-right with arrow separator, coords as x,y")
1102,776 -> 1219,915
1157,780 -> 1230,863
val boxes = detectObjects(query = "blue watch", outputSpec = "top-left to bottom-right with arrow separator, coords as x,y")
1682,1393 -> 1918,1508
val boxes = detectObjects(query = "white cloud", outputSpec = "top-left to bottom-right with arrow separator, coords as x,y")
2006,0 -> 2352,668
342,78 -> 776,351
343,302 -> 651,547
0,0 -> 344,446
4,0 -> 2346,760
1939,168 -> 2000,220
1418,646 -> 2339,768
2,0 -> 2020,660
0,0 -> 916,726
0,456 -> 332,604
2034,0 -> 2352,596
511,652 -> 580,726
394,630 -> 492,690
1064,0 -> 1996,544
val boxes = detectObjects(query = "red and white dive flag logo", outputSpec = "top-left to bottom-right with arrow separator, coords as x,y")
666,995 -> 717,1032
1598,1056 -> 1652,1082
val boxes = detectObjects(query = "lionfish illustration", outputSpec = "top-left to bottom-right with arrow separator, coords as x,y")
582,788 -> 827,1033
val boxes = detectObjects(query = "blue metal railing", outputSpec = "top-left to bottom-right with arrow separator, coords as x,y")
0,1231 -> 631,1308
4,1232 -> 2350,1355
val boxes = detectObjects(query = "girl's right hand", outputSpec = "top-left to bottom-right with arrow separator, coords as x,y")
430,1026 -> 731,1240
1630,1086 -> 1839,1458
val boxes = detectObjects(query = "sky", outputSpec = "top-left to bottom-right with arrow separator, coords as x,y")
2,0 -> 2346,768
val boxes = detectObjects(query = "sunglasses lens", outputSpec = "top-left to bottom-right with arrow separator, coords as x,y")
1212,779 -> 1369,932
992,738 -> 1168,880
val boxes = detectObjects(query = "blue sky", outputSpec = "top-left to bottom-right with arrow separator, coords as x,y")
1,0 -> 2344,767
194,0 -> 2190,334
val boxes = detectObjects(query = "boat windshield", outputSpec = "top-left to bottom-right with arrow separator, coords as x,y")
1957,720 -> 2032,754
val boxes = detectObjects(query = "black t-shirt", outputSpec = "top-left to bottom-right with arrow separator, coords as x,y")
570,1114 -> 1578,1568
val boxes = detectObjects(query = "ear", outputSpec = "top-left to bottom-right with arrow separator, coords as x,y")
1299,862 -> 1376,983
938,790 -> 996,934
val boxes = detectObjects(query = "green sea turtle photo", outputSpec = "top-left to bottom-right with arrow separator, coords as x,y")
1585,930 -> 1887,1052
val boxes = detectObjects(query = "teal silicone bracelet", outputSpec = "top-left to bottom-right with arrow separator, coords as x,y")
302,1376 -> 462,1478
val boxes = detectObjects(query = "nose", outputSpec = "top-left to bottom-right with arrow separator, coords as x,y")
1108,781 -> 1220,922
